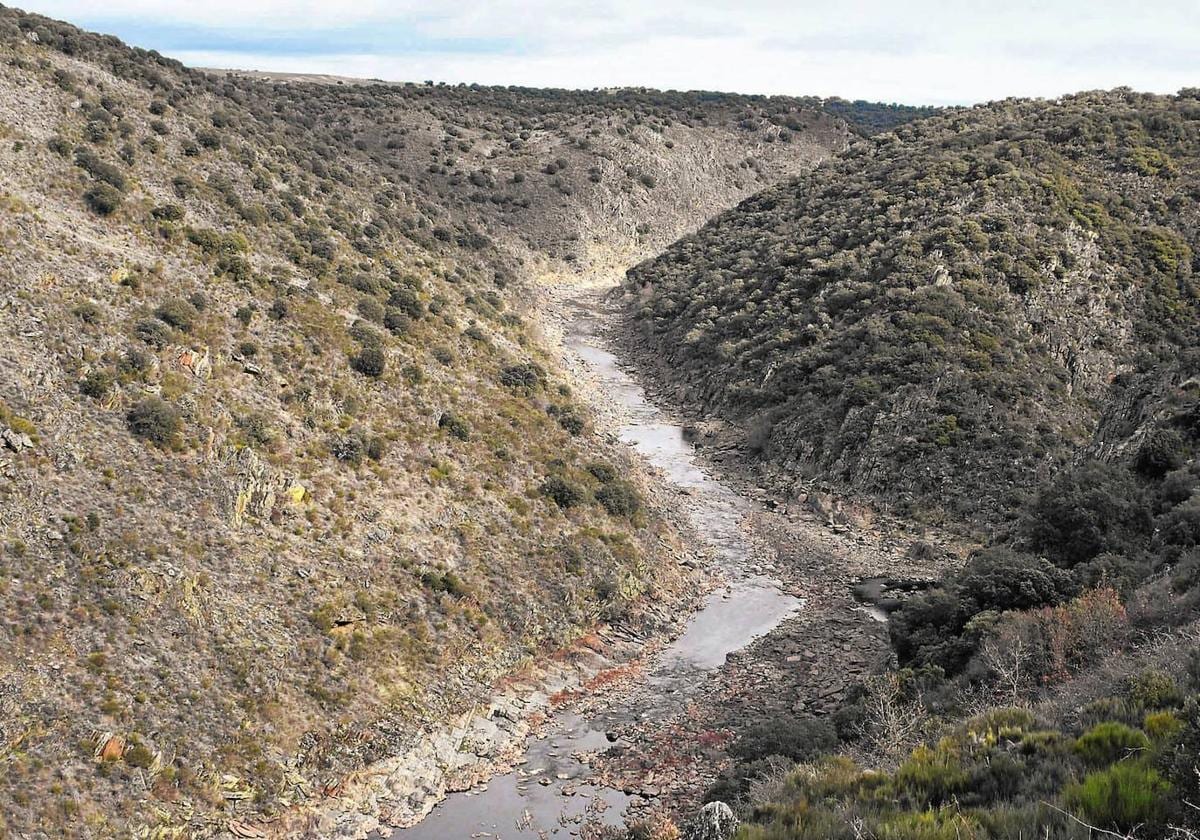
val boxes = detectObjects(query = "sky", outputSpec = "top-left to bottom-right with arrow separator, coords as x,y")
16,1 -> 1200,106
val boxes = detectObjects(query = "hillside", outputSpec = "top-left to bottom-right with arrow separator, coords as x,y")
0,7 -> 874,838
197,71 -> 854,281
605,91 -> 1200,840
621,90 -> 1200,525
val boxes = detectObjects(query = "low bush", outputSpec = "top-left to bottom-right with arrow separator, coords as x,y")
1135,428 -> 1187,478
893,743 -> 969,807
351,347 -> 386,377
79,369 -> 113,399
1125,670 -> 1183,711
357,296 -> 384,323
556,409 -> 586,435
154,297 -> 199,332
729,716 -> 837,764
540,476 -> 586,509
1073,722 -> 1150,767
1021,461 -> 1151,567
151,203 -> 184,221
1065,761 -> 1169,831
126,397 -> 181,446
499,362 -> 543,391
383,308 -> 412,335
1143,710 -> 1184,743
437,412 -> 470,441
388,286 -> 425,319
72,300 -> 102,323
84,183 -> 122,215
330,434 -> 365,466
133,318 -> 171,348
349,321 -> 383,348
596,480 -> 641,517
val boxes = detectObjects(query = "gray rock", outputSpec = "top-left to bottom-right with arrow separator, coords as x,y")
1,427 -> 33,452
684,801 -> 739,840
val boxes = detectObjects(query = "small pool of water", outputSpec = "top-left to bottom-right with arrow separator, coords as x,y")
389,295 -> 801,839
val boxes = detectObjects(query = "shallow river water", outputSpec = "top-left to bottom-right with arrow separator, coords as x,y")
390,296 -> 802,839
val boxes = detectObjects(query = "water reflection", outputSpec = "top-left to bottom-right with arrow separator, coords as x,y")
390,297 -> 801,839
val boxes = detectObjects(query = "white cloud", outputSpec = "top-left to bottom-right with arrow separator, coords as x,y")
18,0 -> 1200,104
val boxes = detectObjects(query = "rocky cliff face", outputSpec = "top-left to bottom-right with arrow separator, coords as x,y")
0,7 -> 864,836
622,90 -> 1200,523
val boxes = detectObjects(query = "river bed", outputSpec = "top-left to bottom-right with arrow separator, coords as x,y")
388,295 -> 802,839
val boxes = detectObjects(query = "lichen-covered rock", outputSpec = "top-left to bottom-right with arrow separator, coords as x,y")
684,801 -> 739,840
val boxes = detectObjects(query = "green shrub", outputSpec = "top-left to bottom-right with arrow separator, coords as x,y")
79,370 -> 113,399
388,286 -> 425,318
1135,429 -> 1187,478
1021,461 -> 1151,567
1143,710 -> 1184,743
74,149 -> 127,190
357,296 -> 384,323
154,297 -> 199,332
540,476 -> 586,509
194,129 -> 221,149
120,348 -> 153,375
421,570 -> 466,597
1159,497 -> 1200,548
383,308 -> 412,335
1125,670 -> 1183,711
349,321 -> 383,348
351,347 -> 386,377
587,462 -> 619,483
500,362 -> 543,391
84,183 -> 122,215
1017,729 -> 1070,757
894,743 -> 969,807
957,548 -> 1075,611
47,135 -> 72,156
438,412 -> 470,441
365,436 -> 387,461
151,203 -> 184,221
556,409 -> 585,435
875,808 -> 977,840
966,707 -> 1038,738
596,481 -> 641,517
729,716 -> 837,763
133,318 -> 171,348
1078,697 -> 1138,730
330,434 -> 365,466
72,300 -> 102,323
1073,722 -> 1150,767
124,743 -> 155,769
1065,761 -> 1169,831
126,397 -> 181,446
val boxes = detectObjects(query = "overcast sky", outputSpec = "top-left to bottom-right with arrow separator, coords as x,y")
18,1 -> 1200,105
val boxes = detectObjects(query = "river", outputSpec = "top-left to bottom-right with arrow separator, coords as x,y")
388,293 -> 803,839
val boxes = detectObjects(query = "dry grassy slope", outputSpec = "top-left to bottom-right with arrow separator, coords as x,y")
205,70 -> 851,280
0,8 -> 848,838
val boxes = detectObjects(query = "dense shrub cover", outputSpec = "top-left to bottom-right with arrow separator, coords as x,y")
624,90 -> 1200,521
731,667 -> 1200,839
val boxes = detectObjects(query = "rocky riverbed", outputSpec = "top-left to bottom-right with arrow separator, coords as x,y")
283,283 -> 965,839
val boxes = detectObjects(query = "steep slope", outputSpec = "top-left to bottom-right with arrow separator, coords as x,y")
622,90 -> 1200,523
201,70 -> 854,282
0,7 -> 861,837
601,91 -> 1200,840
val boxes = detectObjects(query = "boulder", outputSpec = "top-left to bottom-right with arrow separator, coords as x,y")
684,801 -> 738,840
